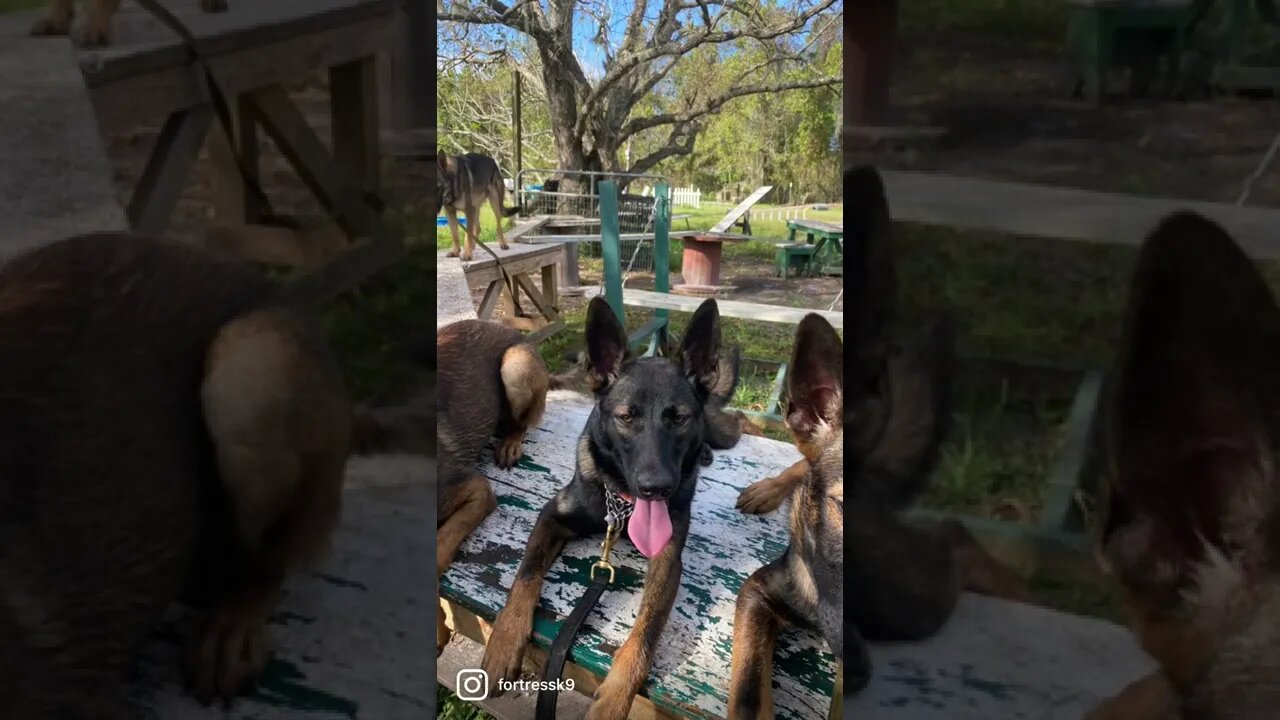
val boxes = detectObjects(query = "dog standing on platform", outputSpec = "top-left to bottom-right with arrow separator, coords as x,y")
727,166 -> 1030,717
481,297 -> 743,720
31,0 -> 227,47
435,319 -> 550,649
1085,212 -> 1280,720
437,152 -> 520,262
0,232 -> 433,717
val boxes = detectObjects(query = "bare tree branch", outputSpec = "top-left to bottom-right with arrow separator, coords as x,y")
619,75 -> 839,140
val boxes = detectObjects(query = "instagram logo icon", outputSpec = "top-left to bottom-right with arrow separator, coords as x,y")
455,669 -> 489,701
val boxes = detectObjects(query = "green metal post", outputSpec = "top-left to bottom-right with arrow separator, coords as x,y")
652,183 -> 671,354
600,180 -> 625,324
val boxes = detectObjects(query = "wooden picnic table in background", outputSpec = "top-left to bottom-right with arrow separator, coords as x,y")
440,390 -> 835,720
786,218 -> 844,276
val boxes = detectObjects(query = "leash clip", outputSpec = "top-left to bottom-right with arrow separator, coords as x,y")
591,522 -> 620,583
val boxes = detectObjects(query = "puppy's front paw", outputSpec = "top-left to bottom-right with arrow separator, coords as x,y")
185,604 -> 271,706
72,19 -> 113,47
736,476 -> 789,515
585,681 -> 635,720
479,611 -> 528,697
495,435 -> 524,468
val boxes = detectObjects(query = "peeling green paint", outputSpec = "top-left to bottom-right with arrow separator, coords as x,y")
252,658 -> 359,718
516,456 -> 551,473
497,493 -> 537,511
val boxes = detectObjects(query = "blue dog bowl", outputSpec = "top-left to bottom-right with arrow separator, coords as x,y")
436,217 -> 467,227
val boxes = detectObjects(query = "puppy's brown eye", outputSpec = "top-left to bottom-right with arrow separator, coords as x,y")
616,410 -> 633,424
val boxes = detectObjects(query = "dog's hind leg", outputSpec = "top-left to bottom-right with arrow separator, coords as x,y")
444,208 -> 463,258
192,308 -> 351,704
736,459 -> 808,515
494,343 -> 549,468
438,474 -> 497,578
489,188 -> 510,250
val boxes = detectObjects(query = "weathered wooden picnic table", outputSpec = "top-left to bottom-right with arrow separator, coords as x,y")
785,218 -> 844,277
442,238 -> 567,343
440,390 -> 836,720
440,391 -> 1157,719
134,455 -> 433,719
0,0 -> 402,302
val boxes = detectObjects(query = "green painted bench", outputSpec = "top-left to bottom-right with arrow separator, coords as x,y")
440,390 -> 836,719
785,219 -> 844,277
131,457 -> 432,719
775,242 -> 817,279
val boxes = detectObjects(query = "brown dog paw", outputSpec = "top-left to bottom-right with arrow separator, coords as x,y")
736,476 -> 790,515
495,435 -> 524,468
201,0 -> 229,12
585,682 -> 634,720
29,14 -> 72,36
479,611 -> 529,697
185,604 -> 271,706
72,19 -> 113,47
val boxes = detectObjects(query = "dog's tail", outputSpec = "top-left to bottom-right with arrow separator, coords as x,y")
705,346 -> 755,449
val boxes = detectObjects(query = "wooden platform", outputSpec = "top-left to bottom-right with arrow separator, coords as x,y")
134,454 -> 432,718
440,390 -> 835,719
438,253 -> 478,328
0,23 -> 127,259
881,170 -> 1280,259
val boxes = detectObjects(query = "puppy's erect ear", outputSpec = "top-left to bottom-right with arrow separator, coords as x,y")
584,297 -> 631,393
786,314 -> 844,447
1103,211 -> 1280,597
676,298 -> 722,398
846,165 -> 896,373
437,153 -> 448,174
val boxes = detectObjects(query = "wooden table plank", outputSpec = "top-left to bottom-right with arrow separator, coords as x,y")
610,288 -> 845,329
441,391 -> 831,720
134,455 -> 432,718
881,170 -> 1280,259
0,27 -> 126,260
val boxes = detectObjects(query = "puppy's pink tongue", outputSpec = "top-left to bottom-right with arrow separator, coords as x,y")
628,498 -> 672,558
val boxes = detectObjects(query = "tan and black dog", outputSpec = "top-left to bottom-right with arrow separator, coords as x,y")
436,319 -> 550,580
727,166 -> 1029,717
481,296 -> 743,720
1085,211 -> 1280,720
437,152 -> 520,262
31,0 -> 226,47
0,232 -> 430,718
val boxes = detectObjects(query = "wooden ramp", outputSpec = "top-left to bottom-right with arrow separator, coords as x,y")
0,27 -> 126,260
709,186 -> 772,233
881,170 -> 1280,259
134,455 -> 432,718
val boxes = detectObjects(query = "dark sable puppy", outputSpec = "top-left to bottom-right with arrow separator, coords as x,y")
1086,212 -> 1280,720
728,166 -> 1029,718
0,233 -> 428,718
435,319 -> 550,582
481,297 -> 739,720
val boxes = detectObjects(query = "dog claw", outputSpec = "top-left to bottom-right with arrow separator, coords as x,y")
185,604 -> 271,707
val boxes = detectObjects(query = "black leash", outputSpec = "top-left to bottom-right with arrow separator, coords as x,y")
534,490 -> 634,720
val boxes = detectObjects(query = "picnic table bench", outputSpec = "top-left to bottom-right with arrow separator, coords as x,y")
783,219 -> 844,277
440,391 -> 1156,719
443,229 -> 566,342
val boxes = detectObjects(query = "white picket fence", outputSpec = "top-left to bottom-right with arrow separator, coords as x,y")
638,185 -> 702,208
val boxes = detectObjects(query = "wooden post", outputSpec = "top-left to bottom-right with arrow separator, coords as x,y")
600,181 -> 624,323
513,69 -> 523,186
331,56 -> 381,196
206,96 -> 260,223
848,0 -> 898,127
